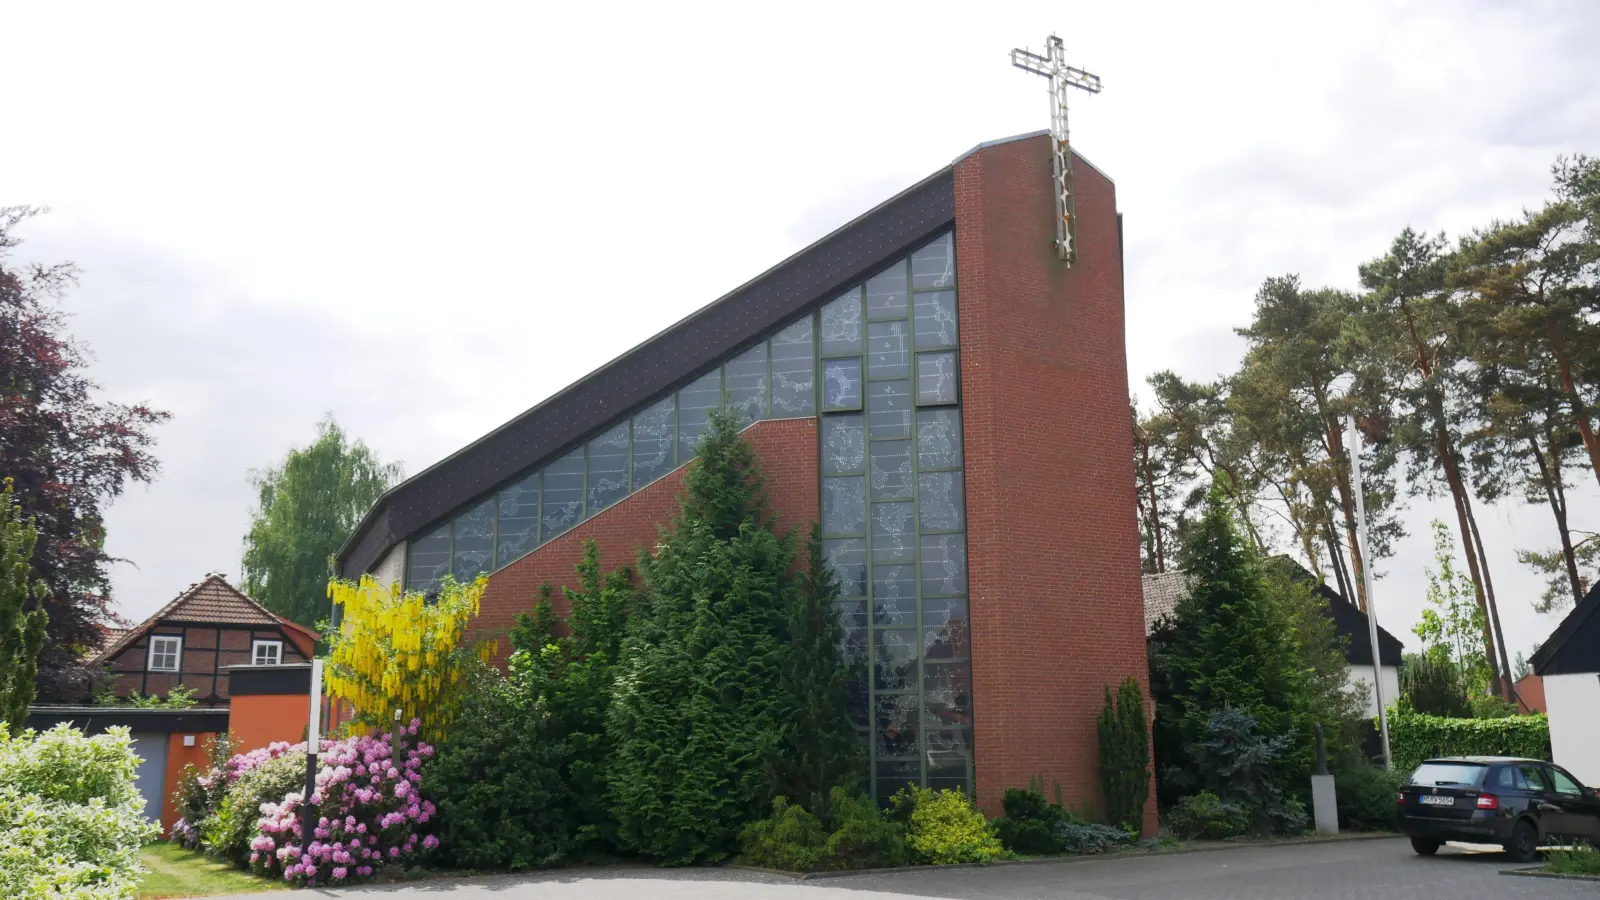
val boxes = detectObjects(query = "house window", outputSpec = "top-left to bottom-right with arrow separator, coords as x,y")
148,635 -> 182,672
252,640 -> 283,666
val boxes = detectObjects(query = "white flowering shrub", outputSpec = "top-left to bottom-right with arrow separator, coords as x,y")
0,724 -> 158,900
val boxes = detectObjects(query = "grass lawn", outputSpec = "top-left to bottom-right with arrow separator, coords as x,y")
139,842 -> 287,899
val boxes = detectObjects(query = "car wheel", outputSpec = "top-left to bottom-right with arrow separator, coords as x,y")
1409,837 -> 1441,856
1504,820 -> 1539,864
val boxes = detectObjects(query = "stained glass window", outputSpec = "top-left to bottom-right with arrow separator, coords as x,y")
865,265 -> 908,320
867,320 -> 911,379
631,397 -> 675,488
911,233 -> 956,290
917,408 -> 963,469
770,318 -> 815,416
541,448 -> 584,538
915,351 -> 958,405
724,344 -> 768,422
822,414 -> 865,475
914,291 -> 957,349
677,370 -> 722,459
822,476 -> 866,537
869,439 -> 913,500
451,498 -> 495,582
822,358 -> 863,411
586,423 -> 629,514
821,288 -> 863,356
406,524 -> 450,595
867,380 -> 912,439
825,538 -> 868,598
495,474 -> 540,566
918,471 -> 964,532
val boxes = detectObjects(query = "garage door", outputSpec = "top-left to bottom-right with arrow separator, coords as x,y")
128,733 -> 167,822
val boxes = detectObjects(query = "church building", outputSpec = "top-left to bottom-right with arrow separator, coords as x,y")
337,129 -> 1153,828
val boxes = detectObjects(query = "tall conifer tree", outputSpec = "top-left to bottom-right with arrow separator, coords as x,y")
606,408 -> 797,865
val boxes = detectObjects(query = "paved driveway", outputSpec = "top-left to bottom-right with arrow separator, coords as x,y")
198,838 -> 1594,900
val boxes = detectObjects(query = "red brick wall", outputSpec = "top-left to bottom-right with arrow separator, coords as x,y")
476,417 -> 821,646
954,135 -> 1156,832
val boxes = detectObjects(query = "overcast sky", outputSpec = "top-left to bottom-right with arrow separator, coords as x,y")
3,0 -> 1597,665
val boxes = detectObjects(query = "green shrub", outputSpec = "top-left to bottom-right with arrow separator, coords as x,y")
1055,820 -> 1132,854
1098,677 -> 1150,832
1545,843 -> 1600,875
1387,711 -> 1550,774
738,796 -> 829,871
738,788 -> 908,872
1168,791 -> 1249,840
818,789 -> 908,870
1333,761 -> 1400,832
424,666 -> 572,870
0,724 -> 157,900
1192,709 -> 1306,835
992,788 -> 1066,854
892,787 -> 1003,865
204,749 -> 305,867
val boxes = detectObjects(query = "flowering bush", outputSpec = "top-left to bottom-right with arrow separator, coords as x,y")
248,721 -> 437,886
204,749 -> 307,866
0,724 -> 158,900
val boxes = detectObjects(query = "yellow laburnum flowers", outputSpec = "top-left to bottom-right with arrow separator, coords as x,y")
324,573 -> 488,743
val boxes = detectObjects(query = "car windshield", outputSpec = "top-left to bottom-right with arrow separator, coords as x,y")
1409,762 -> 1487,787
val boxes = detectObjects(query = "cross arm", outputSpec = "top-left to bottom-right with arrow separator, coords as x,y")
1010,48 -> 1053,77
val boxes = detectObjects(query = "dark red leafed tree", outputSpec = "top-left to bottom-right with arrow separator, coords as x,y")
0,206 -> 170,699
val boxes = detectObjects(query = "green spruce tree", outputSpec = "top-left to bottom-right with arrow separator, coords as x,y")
768,523 -> 863,814
606,408 -> 797,865
1153,479 -> 1312,797
0,479 -> 48,734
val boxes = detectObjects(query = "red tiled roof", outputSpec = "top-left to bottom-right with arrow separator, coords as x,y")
93,574 -> 286,663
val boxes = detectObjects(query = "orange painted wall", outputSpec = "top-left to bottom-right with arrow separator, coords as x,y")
229,693 -> 310,756
159,733 -> 216,836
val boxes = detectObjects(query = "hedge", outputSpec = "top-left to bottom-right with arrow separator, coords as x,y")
1386,712 -> 1550,774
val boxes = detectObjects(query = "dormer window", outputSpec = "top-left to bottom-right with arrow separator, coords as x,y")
148,635 -> 182,672
251,639 -> 283,666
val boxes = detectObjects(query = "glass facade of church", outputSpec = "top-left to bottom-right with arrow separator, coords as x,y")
402,232 -> 970,798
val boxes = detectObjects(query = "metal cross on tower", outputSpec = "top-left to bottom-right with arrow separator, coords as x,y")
1010,35 -> 1102,265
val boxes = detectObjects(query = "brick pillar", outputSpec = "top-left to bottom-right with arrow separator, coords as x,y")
954,134 -> 1157,834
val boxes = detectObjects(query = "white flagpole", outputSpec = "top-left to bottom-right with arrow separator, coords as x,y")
1346,415 -> 1393,770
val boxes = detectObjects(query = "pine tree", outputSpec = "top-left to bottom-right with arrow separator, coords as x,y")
0,479 -> 48,734
1153,479 -> 1311,794
606,408 -> 797,865
768,523 -> 863,814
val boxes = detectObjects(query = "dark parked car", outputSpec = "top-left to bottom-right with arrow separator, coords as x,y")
1398,756 -> 1600,862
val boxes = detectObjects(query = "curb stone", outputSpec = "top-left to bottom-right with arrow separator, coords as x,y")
1501,868 -> 1600,882
727,831 -> 1403,881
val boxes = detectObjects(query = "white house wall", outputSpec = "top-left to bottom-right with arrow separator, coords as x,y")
370,543 -> 405,592
1544,673 -> 1600,787
1345,665 -> 1400,719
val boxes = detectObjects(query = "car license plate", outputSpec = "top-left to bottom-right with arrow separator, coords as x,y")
1420,795 -> 1455,807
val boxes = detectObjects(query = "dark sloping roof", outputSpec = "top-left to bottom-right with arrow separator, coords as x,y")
337,164 -> 959,578
1532,580 -> 1600,676
1314,580 -> 1405,667
1139,560 -> 1405,667
93,574 -> 284,663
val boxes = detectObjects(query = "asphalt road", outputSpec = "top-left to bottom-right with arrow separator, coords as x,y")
200,838 -> 1596,900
